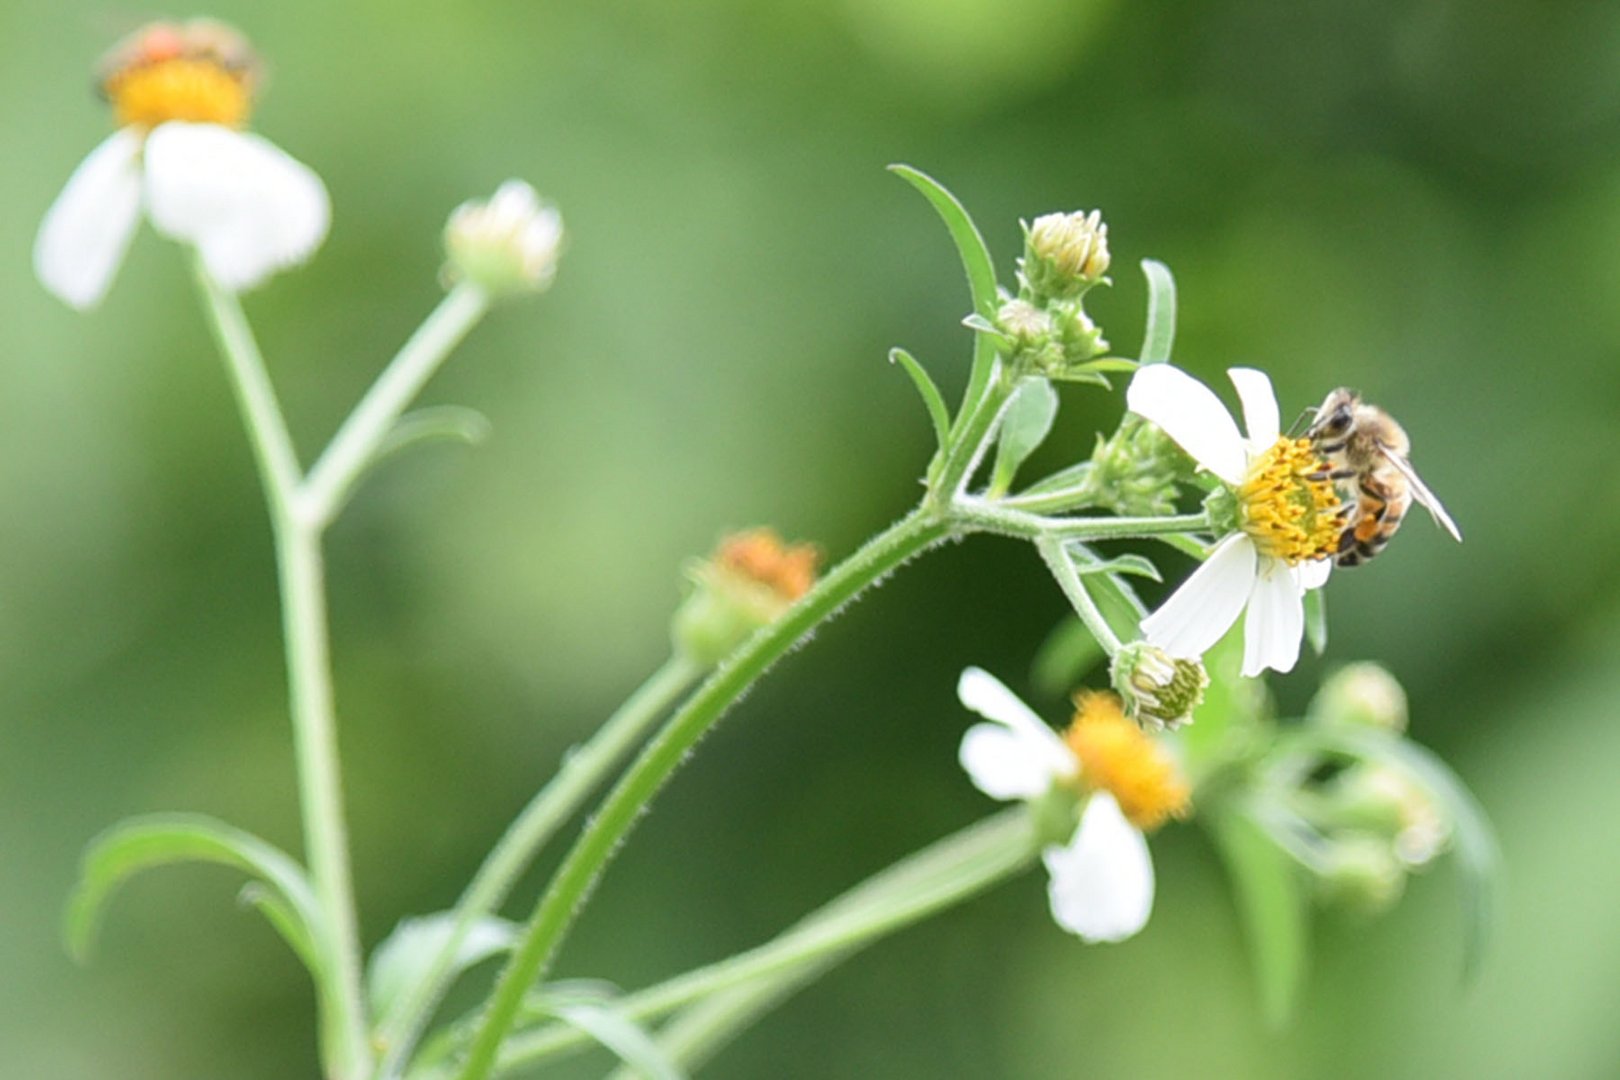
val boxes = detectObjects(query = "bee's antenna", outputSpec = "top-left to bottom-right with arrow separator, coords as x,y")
1287,406 -> 1317,438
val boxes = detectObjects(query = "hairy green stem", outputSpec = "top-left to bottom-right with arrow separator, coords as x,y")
196,268 -> 371,1079
453,508 -> 952,1080
1035,535 -> 1122,655
954,498 -> 1209,543
375,655 -> 704,1076
492,808 -> 1036,1076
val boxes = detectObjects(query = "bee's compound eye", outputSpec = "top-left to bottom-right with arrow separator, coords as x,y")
1327,408 -> 1352,434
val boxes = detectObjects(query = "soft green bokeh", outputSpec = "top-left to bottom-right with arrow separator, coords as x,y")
4,1 -> 1616,1076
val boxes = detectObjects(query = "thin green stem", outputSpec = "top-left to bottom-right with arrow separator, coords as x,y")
302,284 -> 491,525
374,654 -> 704,1077
195,267 -> 371,1079
953,498 -> 1209,543
930,363 -> 1014,502
453,509 -> 950,1080
491,809 -> 1036,1076
1035,535 -> 1122,655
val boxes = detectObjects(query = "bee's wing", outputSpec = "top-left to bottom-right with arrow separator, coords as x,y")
1378,444 -> 1463,542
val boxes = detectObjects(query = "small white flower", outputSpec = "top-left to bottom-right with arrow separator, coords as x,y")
34,21 -> 329,309
1126,364 -> 1338,677
443,180 -> 565,297
957,667 -> 1167,943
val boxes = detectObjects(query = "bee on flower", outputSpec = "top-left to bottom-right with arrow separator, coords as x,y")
1126,365 -> 1342,677
956,667 -> 1189,943
34,19 -> 329,309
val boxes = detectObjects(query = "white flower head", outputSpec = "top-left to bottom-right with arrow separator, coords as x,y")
34,20 -> 329,309
443,180 -> 565,298
1126,365 -> 1341,677
957,667 -> 1189,943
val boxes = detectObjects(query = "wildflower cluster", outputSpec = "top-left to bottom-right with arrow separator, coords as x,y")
40,20 -> 1491,1080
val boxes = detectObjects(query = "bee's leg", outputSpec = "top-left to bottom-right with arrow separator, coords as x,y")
1308,466 -> 1357,482
1314,440 -> 1348,455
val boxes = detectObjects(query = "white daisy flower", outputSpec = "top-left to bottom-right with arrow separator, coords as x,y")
34,20 -> 329,310
957,667 -> 1188,943
1126,365 -> 1341,677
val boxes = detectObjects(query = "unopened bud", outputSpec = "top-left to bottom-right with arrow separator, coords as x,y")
671,529 -> 819,667
1020,210 -> 1110,300
444,180 -> 564,298
1111,641 -> 1208,731
1309,663 -> 1409,733
1315,832 -> 1406,915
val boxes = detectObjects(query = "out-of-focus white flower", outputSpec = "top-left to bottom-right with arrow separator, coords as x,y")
957,667 -> 1188,943
34,20 -> 329,309
443,180 -> 564,298
1127,365 -> 1340,677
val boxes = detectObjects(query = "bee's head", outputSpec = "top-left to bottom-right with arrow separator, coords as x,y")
1307,387 -> 1360,441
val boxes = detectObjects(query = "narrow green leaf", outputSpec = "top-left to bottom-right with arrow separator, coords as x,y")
239,882 -> 324,979
66,814 -> 324,965
1068,552 -> 1162,582
1139,259 -> 1177,365
989,379 -> 1059,494
1046,369 -> 1112,389
1288,726 -> 1502,981
1068,357 -> 1140,374
888,348 -> 952,452
547,1002 -> 688,1080
377,405 -> 492,461
1304,587 -> 1328,656
368,912 -> 519,1029
1019,461 -> 1094,498
1031,617 -> 1106,698
1066,544 -> 1147,642
889,164 -> 1001,418
1208,805 -> 1310,1026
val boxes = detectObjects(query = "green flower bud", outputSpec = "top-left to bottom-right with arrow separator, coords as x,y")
1315,832 -> 1406,916
443,180 -> 564,298
1019,210 -> 1110,301
1111,641 -> 1208,730
1085,416 -> 1193,517
1308,662 -> 1409,733
671,529 -> 819,667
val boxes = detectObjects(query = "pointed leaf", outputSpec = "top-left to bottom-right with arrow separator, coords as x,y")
1069,357 -> 1141,374
889,348 -> 951,452
1069,552 -> 1162,582
1304,587 -> 1328,656
368,912 -> 519,1028
990,378 -> 1059,494
546,1000 -> 688,1080
1208,804 -> 1310,1026
66,814 -> 324,965
377,405 -> 492,461
1139,259 -> 1177,365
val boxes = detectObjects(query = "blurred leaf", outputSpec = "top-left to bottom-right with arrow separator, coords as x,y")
1139,259 -> 1177,365
1019,460 -> 1094,498
1176,629 -> 1269,779
888,348 -> 951,452
1285,726 -> 1503,981
65,814 -> 325,967
1046,369 -> 1112,388
1304,588 -> 1328,656
990,378 -> 1059,494
377,405 -> 493,461
1068,357 -> 1141,374
1031,617 -> 1106,698
368,911 -> 518,1030
1208,804 -> 1310,1027
889,164 -> 1000,412
540,998 -> 687,1080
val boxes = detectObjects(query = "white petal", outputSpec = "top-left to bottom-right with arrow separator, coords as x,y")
1227,367 -> 1280,448
33,130 -> 144,309
144,123 -> 330,291
1141,534 -> 1257,659
1297,557 -> 1332,591
1242,558 -> 1307,677
1042,793 -> 1155,943
956,668 -> 1075,788
1126,365 -> 1247,485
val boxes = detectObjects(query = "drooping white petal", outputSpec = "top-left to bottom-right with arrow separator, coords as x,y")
1227,367 -> 1280,448
956,668 -> 1075,795
1297,556 -> 1332,592
1126,365 -> 1247,485
144,123 -> 330,291
1141,534 -> 1257,659
1242,559 -> 1307,677
1042,793 -> 1154,943
34,129 -> 145,309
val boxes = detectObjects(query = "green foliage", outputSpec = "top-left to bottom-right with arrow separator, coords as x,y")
1208,804 -> 1309,1026
989,378 -> 1059,493
1137,259 -> 1177,365
368,912 -> 517,1032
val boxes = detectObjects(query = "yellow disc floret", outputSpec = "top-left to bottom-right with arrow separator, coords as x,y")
1062,692 -> 1190,831
1237,437 -> 1342,564
98,20 -> 258,130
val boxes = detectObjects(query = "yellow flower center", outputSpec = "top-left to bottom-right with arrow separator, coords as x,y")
1237,437 -> 1342,564
1062,693 -> 1189,831
106,57 -> 252,128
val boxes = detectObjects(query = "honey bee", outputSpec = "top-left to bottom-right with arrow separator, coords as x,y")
1306,388 -> 1462,567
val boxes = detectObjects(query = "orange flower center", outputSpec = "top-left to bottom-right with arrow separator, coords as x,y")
715,529 -> 819,603
1063,692 -> 1190,831
98,21 -> 259,129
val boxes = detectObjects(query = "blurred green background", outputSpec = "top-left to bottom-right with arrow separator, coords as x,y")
5,0 -> 1618,1076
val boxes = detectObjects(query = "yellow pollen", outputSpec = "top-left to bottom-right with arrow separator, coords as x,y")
106,58 -> 251,129
1062,693 -> 1190,832
1237,437 -> 1342,565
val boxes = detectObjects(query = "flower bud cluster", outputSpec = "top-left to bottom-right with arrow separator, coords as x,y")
1088,415 -> 1193,517
994,209 -> 1112,380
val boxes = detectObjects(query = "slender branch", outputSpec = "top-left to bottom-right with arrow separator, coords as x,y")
453,508 -> 951,1080
492,809 -> 1037,1076
1035,535 -> 1122,655
953,498 -> 1209,543
302,284 -> 491,525
374,654 -> 704,1077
